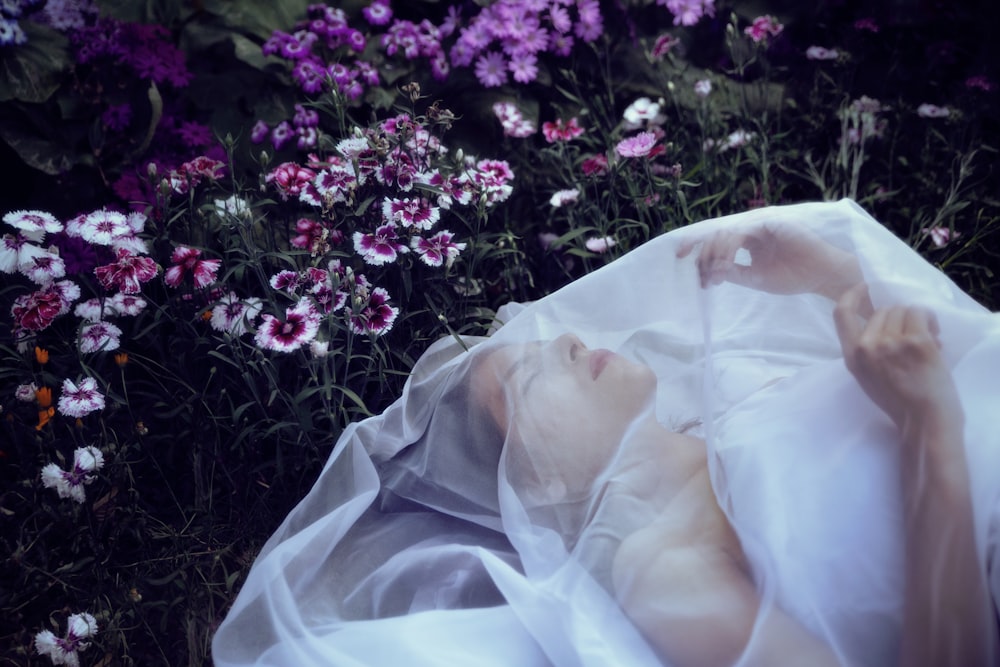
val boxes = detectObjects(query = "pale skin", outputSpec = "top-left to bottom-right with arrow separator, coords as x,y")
480,222 -> 997,666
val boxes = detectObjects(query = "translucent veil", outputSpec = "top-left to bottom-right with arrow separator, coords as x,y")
212,200 -> 1000,667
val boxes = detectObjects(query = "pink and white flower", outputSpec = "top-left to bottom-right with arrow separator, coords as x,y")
266,162 -> 317,200
57,377 -> 105,418
411,231 -> 466,267
20,249 -> 66,285
210,293 -> 263,336
542,117 -> 585,143
354,223 -> 408,266
744,15 -> 783,43
95,248 -> 158,294
1,234 -> 50,275
35,611 -> 98,664
349,286 -> 398,336
164,246 -> 221,289
15,382 -> 38,402
74,298 -> 116,323
77,321 -> 123,354
40,448 -> 105,504
615,131 -> 658,158
693,79 -> 712,98
110,293 -> 148,317
924,226 -> 961,247
254,299 -> 321,352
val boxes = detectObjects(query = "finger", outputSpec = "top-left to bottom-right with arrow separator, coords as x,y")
903,306 -> 943,348
675,238 -> 700,259
882,305 -> 907,337
704,236 -> 745,287
833,283 -> 868,357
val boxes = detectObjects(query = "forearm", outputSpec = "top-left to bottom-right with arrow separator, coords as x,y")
897,410 -> 997,667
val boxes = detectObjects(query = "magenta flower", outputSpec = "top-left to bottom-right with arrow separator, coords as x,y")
269,270 -> 304,293
354,224 -> 409,266
744,15 -> 783,43
168,156 -> 226,194
581,154 -> 609,177
659,0 -> 715,26
251,120 -> 270,143
542,117 -> 585,143
57,377 -> 105,418
254,299 -> 321,352
349,286 -> 398,336
493,101 -> 536,137
650,33 -> 680,60
266,162 -> 317,200
616,131 -> 658,158
925,226 -> 961,248
95,248 -> 158,294
411,231 -> 466,268
965,75 -> 995,92
474,51 -> 509,87
382,197 -> 440,231
164,246 -> 221,289
11,287 -> 66,332
853,17 -> 879,33
363,0 -> 392,26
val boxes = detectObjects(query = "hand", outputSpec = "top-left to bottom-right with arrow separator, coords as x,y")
833,283 -> 963,433
676,222 -> 863,300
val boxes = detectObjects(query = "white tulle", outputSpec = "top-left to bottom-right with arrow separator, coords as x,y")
213,200 -> 1000,666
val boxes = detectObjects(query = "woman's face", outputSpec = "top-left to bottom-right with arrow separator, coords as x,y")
474,333 -> 657,502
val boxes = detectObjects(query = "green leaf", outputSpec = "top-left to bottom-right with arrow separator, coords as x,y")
199,0 -> 312,40
0,23 -> 70,103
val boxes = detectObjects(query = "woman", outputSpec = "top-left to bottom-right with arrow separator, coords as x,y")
213,200 -> 1000,666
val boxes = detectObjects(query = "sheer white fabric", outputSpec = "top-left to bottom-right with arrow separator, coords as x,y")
213,200 -> 1000,666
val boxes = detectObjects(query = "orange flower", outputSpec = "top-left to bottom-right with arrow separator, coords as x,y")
34,346 -> 49,365
115,352 -> 129,367
35,386 -> 53,409
202,310 -> 213,322
36,407 -> 55,430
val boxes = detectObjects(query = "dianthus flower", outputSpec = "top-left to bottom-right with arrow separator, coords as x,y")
581,154 -> 609,177
77,320 -> 123,353
411,231 -> 466,268
12,286 -> 67,332
35,611 -> 98,664
210,293 -> 262,336
924,226 -> 961,248
916,103 -> 951,119
57,377 -> 105,418
615,131 -> 658,158
70,209 -> 130,247
40,447 -> 104,504
349,286 -> 398,336
965,75 -> 995,92
254,299 -> 321,352
585,236 -> 617,253
744,15 -> 783,43
805,46 -> 839,61
693,79 -> 712,98
550,189 -> 581,208
95,248 -> 158,294
650,33 -> 680,60
354,224 -> 408,266
266,162 -> 317,200
623,98 -> 665,130
3,210 -> 63,241
163,246 -> 221,289
168,156 -> 226,195
382,197 -> 440,231
542,117 -> 585,143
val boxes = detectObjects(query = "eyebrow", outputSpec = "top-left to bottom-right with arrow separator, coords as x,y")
502,351 -> 543,397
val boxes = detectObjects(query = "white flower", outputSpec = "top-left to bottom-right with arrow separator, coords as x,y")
35,611 -> 98,666
585,236 -> 617,253
805,46 -> 839,60
549,188 -> 581,208
622,97 -> 665,130
214,195 -> 252,220
694,79 -> 712,98
15,382 -> 38,402
57,377 -> 106,418
40,447 -> 104,504
917,103 -> 951,119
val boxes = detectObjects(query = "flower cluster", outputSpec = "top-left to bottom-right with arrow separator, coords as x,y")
450,0 -> 604,87
71,17 -> 192,88
744,15 -> 784,44
493,101 -> 537,138
41,446 -> 105,503
34,611 -> 98,666
3,209 -> 156,348
840,95 -> 887,145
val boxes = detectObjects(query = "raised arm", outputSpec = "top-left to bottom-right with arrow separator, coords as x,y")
833,284 -> 998,667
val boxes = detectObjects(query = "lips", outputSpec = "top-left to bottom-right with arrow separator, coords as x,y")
590,349 -> 613,379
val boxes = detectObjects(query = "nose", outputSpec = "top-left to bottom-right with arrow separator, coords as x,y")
555,333 -> 586,363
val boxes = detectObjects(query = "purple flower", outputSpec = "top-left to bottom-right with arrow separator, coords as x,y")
254,299 -> 321,352
744,15 -> 783,43
349,286 -> 398,336
411,230 -> 466,267
615,131 -> 658,158
102,103 -> 132,131
210,292 -> 262,336
178,121 -> 213,147
363,0 -> 393,26
474,51 -> 508,87
382,197 -> 440,231
509,52 -> 539,83
354,224 -> 408,266
57,377 -> 106,417
77,320 -> 123,353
